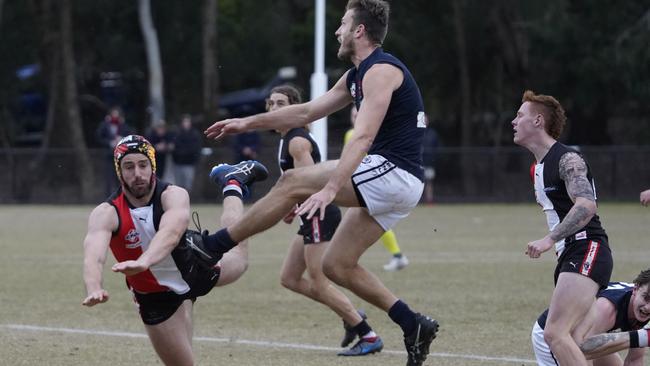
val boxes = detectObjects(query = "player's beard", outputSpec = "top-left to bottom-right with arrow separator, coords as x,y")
124,177 -> 153,199
337,35 -> 354,62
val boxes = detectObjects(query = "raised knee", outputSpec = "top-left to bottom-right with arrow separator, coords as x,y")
227,250 -> 249,275
276,170 -> 298,191
274,170 -> 309,198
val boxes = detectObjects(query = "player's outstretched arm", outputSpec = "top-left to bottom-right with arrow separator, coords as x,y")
581,330 -> 650,361
82,203 -> 116,306
581,332 -> 631,360
112,186 -> 189,276
205,73 -> 352,140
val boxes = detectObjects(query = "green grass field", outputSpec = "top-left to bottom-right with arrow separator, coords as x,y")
1,203 -> 649,365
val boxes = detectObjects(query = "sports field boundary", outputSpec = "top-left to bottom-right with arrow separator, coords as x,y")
2,323 -> 536,364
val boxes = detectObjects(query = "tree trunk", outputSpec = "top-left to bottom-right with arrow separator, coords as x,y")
0,0 -> 9,150
0,107 -> 16,200
0,0 -> 5,33
491,1 -> 528,92
138,0 -> 164,126
35,50 -> 58,153
60,0 -> 95,201
202,0 -> 219,124
452,0 -> 475,196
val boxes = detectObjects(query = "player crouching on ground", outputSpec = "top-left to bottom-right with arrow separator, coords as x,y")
533,268 -> 650,365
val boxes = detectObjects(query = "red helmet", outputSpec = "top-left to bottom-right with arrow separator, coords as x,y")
113,135 -> 156,181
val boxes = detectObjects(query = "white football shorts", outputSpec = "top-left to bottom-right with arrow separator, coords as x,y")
531,320 -> 559,366
351,154 -> 423,230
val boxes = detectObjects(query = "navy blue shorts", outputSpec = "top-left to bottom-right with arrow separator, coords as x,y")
297,204 -> 341,244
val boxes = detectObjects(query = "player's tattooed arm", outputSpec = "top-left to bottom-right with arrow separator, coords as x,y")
549,152 -> 597,241
580,333 -> 617,353
559,152 -> 596,202
580,332 -> 630,360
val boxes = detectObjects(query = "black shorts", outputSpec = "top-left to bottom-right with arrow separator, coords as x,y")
297,204 -> 341,244
132,265 -> 221,325
554,238 -> 612,289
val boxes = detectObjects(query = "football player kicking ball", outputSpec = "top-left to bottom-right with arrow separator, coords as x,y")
204,2 -> 439,365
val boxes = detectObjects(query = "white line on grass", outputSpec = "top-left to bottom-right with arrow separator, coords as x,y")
2,324 -> 535,364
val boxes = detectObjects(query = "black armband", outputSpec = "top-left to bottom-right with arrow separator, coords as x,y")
628,329 -> 650,348
629,330 -> 640,348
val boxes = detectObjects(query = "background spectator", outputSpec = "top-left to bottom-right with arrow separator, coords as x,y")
172,114 -> 202,193
146,120 -> 174,179
95,106 -> 133,196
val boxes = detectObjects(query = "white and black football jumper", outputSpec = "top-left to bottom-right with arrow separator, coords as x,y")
533,142 -> 612,287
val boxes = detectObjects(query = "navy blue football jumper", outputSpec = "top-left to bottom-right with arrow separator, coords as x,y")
345,48 -> 426,181
537,282 -> 649,332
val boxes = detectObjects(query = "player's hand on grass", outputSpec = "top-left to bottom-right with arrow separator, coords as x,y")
112,260 -> 148,276
82,289 -> 109,307
526,236 -> 554,258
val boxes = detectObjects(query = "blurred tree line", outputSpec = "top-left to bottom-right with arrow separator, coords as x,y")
0,0 -> 648,199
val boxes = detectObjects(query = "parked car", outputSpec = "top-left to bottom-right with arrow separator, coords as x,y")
11,64 -> 47,146
218,66 -> 296,118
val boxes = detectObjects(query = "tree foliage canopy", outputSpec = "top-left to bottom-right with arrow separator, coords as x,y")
0,0 -> 648,147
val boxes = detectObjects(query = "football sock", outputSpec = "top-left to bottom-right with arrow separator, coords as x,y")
351,320 -> 372,339
388,299 -> 417,336
361,331 -> 377,340
223,179 -> 243,199
380,230 -> 402,256
203,228 -> 238,254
